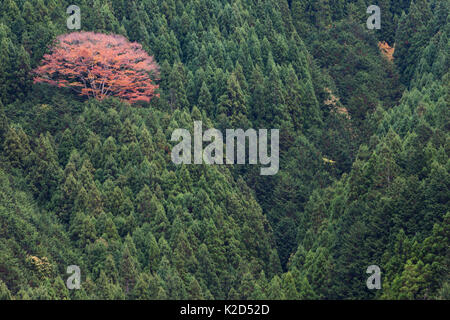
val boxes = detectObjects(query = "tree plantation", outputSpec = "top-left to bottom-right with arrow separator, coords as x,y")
0,0 -> 448,300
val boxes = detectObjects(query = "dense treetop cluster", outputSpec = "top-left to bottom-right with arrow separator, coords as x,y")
0,0 -> 448,300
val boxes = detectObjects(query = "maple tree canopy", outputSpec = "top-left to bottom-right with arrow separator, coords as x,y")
33,31 -> 160,103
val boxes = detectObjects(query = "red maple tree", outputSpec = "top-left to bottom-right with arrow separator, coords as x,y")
33,31 -> 160,103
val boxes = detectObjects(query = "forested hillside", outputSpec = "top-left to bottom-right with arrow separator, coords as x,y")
0,0 -> 448,300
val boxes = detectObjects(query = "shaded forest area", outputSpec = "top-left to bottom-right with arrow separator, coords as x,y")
0,0 -> 448,299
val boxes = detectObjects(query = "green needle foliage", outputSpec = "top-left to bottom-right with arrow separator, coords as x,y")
0,0 -> 448,300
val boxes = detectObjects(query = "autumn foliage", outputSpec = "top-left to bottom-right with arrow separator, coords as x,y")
33,32 -> 160,103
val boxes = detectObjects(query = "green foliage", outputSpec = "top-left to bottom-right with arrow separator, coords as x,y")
0,0 -> 448,300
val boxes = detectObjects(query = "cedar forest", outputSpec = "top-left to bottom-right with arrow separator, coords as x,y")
0,0 -> 448,300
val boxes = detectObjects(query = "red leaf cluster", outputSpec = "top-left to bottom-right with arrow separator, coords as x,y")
33,31 -> 160,103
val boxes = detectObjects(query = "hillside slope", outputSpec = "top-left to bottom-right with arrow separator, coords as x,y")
0,0 -> 448,299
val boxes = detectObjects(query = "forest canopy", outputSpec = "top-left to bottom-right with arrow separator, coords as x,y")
0,0 -> 448,300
